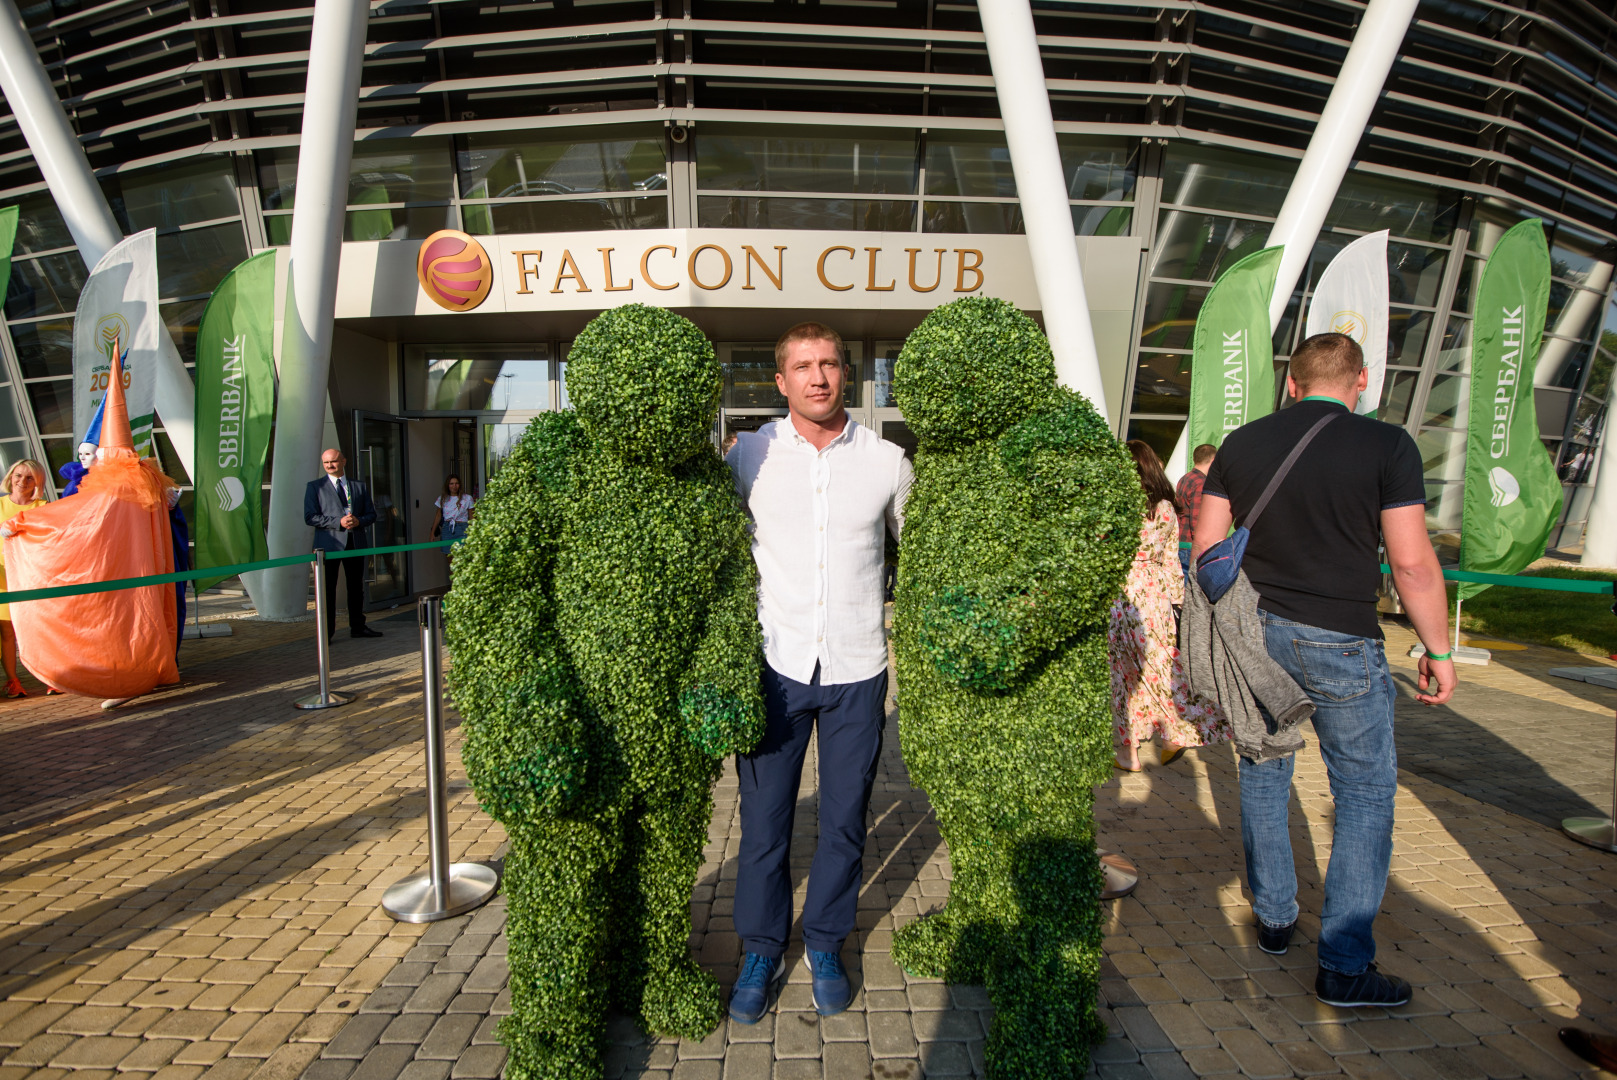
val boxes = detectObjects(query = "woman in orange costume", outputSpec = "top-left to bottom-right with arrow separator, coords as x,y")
0,459 -> 47,697
3,349 -> 179,700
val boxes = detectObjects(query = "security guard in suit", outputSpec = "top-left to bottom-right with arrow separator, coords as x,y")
303,448 -> 382,640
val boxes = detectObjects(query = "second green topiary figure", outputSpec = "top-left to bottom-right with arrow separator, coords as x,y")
891,297 -> 1144,1077
444,305 -> 765,1080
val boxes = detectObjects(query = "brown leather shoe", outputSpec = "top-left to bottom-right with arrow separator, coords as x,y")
1560,1027 -> 1617,1071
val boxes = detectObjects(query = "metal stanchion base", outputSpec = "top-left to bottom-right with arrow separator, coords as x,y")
293,690 -> 355,711
1562,816 -> 1617,852
1099,850 -> 1138,900
383,862 -> 500,923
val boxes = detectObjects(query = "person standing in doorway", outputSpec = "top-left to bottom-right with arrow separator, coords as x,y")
1191,333 -> 1454,1008
304,448 -> 382,640
1175,443 -> 1216,577
723,322 -> 913,1022
431,474 -> 475,555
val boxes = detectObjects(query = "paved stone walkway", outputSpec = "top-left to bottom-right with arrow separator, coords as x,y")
1,610 -> 1616,1080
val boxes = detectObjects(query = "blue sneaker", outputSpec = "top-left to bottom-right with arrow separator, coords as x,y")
728,952 -> 783,1024
805,948 -> 852,1016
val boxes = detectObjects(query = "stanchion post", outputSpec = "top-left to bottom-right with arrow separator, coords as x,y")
383,595 -> 498,922
1563,709 -> 1617,852
293,550 -> 355,710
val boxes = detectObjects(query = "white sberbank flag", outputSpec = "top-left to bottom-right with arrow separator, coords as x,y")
73,230 -> 161,456
1305,230 -> 1389,417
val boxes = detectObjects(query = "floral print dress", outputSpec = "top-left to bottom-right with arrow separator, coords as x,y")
1107,499 -> 1230,750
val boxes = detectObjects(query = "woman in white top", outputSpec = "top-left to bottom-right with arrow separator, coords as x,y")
431,474 -> 475,553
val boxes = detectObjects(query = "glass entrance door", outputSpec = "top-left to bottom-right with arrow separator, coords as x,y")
355,412 -> 411,608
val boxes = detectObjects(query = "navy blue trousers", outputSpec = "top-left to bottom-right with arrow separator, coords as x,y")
734,662 -> 887,959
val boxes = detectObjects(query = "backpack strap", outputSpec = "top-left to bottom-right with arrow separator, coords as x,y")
1241,412 -> 1339,531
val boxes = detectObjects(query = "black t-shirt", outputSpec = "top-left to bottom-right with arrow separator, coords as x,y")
1202,398 -> 1426,639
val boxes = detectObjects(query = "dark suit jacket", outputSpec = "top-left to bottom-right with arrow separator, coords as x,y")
304,476 -> 377,551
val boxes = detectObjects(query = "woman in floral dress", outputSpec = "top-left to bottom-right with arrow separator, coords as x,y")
1109,440 -> 1229,771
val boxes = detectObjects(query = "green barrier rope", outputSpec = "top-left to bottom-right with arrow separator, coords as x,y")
1377,564 -> 1616,595
0,539 -> 460,606
0,541 -> 1610,605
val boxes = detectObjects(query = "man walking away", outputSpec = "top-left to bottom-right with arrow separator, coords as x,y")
303,448 -> 382,640
1192,332 -> 1455,1009
1175,443 -> 1216,577
724,322 -> 913,1022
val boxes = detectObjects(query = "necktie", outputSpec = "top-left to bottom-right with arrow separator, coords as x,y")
338,478 -> 348,511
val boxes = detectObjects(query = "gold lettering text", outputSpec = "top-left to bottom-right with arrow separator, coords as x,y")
513,250 -> 543,295
640,245 -> 678,290
955,248 -> 984,292
865,247 -> 895,292
688,245 -> 733,290
906,247 -> 946,292
599,247 -> 633,291
817,246 -> 856,291
550,249 -> 590,293
742,245 -> 786,290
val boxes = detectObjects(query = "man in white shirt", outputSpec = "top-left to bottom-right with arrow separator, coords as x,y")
724,322 -> 913,1023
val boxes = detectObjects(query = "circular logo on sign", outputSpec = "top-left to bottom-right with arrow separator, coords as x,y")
417,230 -> 493,312
1488,466 -> 1520,508
1329,310 -> 1368,342
215,475 -> 246,512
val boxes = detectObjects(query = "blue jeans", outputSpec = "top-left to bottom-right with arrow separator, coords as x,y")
1239,611 -> 1397,976
440,520 -> 467,553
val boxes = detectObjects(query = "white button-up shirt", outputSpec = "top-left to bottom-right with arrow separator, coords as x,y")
728,416 -> 913,686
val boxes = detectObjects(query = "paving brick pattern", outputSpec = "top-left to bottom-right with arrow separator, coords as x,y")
3,609 -> 1617,1080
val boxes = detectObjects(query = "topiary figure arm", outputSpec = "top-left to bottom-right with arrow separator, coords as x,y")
678,462 -> 767,759
919,391 -> 1144,692
444,412 -> 601,824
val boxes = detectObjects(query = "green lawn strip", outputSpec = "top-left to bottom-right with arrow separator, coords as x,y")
1450,567 -> 1617,657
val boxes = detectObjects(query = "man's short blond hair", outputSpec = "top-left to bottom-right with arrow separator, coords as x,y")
1289,332 -> 1364,393
775,322 -> 844,372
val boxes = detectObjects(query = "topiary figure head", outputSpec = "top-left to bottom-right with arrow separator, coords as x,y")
565,304 -> 721,467
894,297 -> 1064,451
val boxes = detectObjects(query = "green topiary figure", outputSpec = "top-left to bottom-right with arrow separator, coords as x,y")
443,304 -> 765,1080
890,297 -> 1144,1078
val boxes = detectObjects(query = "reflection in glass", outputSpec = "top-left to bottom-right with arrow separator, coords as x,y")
483,423 -> 532,483
155,224 -> 250,299
358,416 -> 409,605
461,198 -> 667,235
1131,352 -> 1193,414
1466,201 -> 1533,256
699,196 -> 914,231
108,159 -> 241,232
1437,317 -> 1471,372
1416,429 -> 1467,479
1325,173 -> 1458,243
161,299 -> 208,366
9,320 -> 73,379
0,387 -> 24,441
1421,373 -> 1468,428
1057,136 -> 1138,201
1126,418 -> 1185,464
1584,347 -> 1615,405
6,194 -> 75,255
1387,243 -> 1447,306
1377,370 -> 1419,425
924,132 -> 1017,198
1139,283 -> 1210,351
404,345 -> 552,411
458,128 -> 667,201
1449,255 -> 1483,316
724,348 -> 783,410
1386,308 -> 1431,365
25,377 -> 73,436
1425,480 -> 1463,533
696,125 -> 917,194
1160,144 -> 1295,217
1151,211 -> 1270,282
5,252 -> 86,320
874,340 -> 904,408
347,204 -> 454,242
259,138 -> 456,210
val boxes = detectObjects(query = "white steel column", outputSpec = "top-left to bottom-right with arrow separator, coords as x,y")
1166,0 -> 1419,479
979,0 -> 1109,421
258,0 -> 368,620
1580,373 -> 1617,566
0,0 -> 197,481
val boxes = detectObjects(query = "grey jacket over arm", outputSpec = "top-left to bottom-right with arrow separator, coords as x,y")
1181,569 -> 1313,763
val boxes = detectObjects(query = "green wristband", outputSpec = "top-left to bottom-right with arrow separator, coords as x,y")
1425,649 -> 1452,661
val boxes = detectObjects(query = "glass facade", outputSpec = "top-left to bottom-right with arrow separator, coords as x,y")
0,0 -> 1611,543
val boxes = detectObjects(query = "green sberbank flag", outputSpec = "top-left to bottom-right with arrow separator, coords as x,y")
1459,219 -> 1560,600
193,250 -> 276,591
1187,245 -> 1285,451
0,207 -> 19,312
